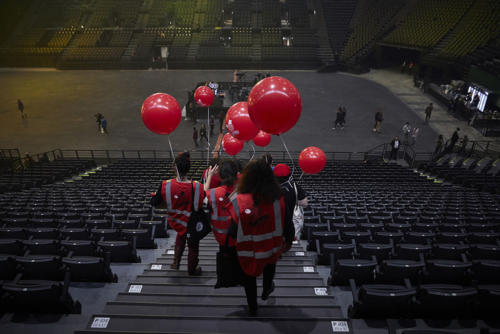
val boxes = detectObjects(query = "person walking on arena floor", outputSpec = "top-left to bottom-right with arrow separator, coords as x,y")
150,152 -> 205,276
230,158 -> 286,316
17,99 -> 26,119
446,128 -> 460,153
193,127 -> 199,148
100,117 -> 108,134
389,136 -> 400,160
433,134 -> 444,159
373,111 -> 383,133
333,106 -> 346,130
94,113 -> 103,131
425,103 -> 433,123
200,123 -> 208,143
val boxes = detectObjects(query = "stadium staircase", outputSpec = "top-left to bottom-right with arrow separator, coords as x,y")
76,235 -> 348,334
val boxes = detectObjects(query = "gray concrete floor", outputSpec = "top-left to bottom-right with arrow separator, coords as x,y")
0,68 -> 440,157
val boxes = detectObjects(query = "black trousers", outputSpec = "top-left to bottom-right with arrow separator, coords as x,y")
240,263 -> 276,310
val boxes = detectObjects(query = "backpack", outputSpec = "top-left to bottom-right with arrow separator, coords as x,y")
186,182 -> 211,241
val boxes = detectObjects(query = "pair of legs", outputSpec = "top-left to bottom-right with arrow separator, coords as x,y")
172,233 -> 201,275
240,263 -> 276,314
389,149 -> 399,160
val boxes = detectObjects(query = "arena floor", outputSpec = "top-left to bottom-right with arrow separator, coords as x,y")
0,69 -> 439,157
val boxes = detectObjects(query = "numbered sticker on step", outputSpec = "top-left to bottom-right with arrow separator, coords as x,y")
303,266 -> 314,272
167,250 -> 174,255
91,317 -> 110,329
295,251 -> 305,256
151,264 -> 162,270
292,240 -> 298,245
331,321 -> 349,332
128,285 -> 143,293
314,287 -> 328,296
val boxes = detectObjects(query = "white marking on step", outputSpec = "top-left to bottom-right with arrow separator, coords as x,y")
295,251 -> 305,256
91,317 -> 110,329
167,250 -> 174,255
129,285 -> 142,293
314,287 -> 328,296
303,266 -> 314,272
151,264 -> 162,270
331,320 -> 349,332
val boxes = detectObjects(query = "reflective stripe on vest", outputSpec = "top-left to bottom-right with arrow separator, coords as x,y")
210,189 -> 218,217
232,198 -> 282,259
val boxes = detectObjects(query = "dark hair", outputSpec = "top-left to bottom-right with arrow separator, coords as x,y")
237,159 -> 281,205
174,152 -> 190,177
219,159 -> 238,186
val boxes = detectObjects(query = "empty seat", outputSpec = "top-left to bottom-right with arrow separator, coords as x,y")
469,244 -> 500,260
0,239 -> 24,255
319,242 -> 355,265
0,227 -> 27,239
472,260 -> 500,284
0,255 -> 16,280
26,228 -> 59,239
85,219 -> 111,229
358,243 -> 393,262
329,259 -> 377,285
415,284 -> 477,318
405,232 -> 435,244
377,259 -> 424,284
374,231 -> 404,244
432,243 -> 469,260
139,220 -> 167,238
309,231 -> 340,251
61,240 -> 97,256
23,239 -> 61,255
113,220 -> 138,229
63,256 -> 117,282
476,285 -> 500,319
121,229 -> 156,249
348,281 -> 416,318
396,244 -> 432,261
90,228 -> 120,241
60,228 -> 90,240
97,240 -> 140,263
424,259 -> 472,284
16,255 -> 64,281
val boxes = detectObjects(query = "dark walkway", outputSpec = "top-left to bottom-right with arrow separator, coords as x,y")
76,235 -> 347,334
0,69 -> 437,155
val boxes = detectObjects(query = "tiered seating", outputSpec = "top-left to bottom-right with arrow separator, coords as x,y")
288,0 -> 310,28
341,0 -> 404,61
64,47 -> 124,61
73,29 -> 103,47
14,29 -> 46,47
292,28 -> 319,47
262,0 -> 281,27
0,0 -> 31,45
418,154 -> 500,194
199,0 -> 224,28
197,46 -> 251,61
300,161 -> 500,319
233,0 -> 253,27
383,0 -> 473,49
321,0 -> 357,52
109,30 -> 133,47
262,46 -> 318,62
86,0 -> 115,27
115,0 -> 142,27
261,28 -> 282,46
437,0 -> 500,58
199,29 -> 221,46
231,27 -> 252,46
47,28 -> 76,48
0,159 -> 95,193
146,0 -> 174,27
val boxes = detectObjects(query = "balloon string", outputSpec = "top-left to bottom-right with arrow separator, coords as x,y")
207,107 -> 210,165
248,143 -> 256,161
168,135 -> 179,177
278,134 -> 296,180
298,172 -> 304,182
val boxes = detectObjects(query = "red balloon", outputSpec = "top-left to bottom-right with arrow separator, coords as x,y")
248,76 -> 302,135
194,86 -> 214,107
222,133 -> 244,156
141,93 -> 181,135
253,130 -> 271,147
299,147 -> 326,174
225,102 -> 259,142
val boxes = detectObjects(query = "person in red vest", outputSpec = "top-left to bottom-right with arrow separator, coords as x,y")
150,152 -> 205,275
201,157 -> 221,190
230,158 -> 286,316
204,159 -> 239,247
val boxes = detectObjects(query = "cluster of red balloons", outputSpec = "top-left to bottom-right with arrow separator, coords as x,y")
140,79 -> 326,174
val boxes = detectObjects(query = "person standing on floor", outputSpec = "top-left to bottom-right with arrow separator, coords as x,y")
200,123 -> 208,143
94,113 -> 103,131
17,99 -> 26,118
447,128 -> 460,152
150,152 -> 205,275
402,122 -> 411,144
434,135 -> 444,156
193,127 -> 199,148
373,111 -> 383,133
100,117 -> 108,134
425,103 -> 433,123
230,159 -> 286,316
411,127 -> 419,147
209,115 -> 215,137
389,136 -> 400,160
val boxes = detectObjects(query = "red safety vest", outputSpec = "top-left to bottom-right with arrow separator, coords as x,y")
202,169 -> 221,190
161,179 -> 204,236
207,185 -> 236,247
231,194 -> 285,277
